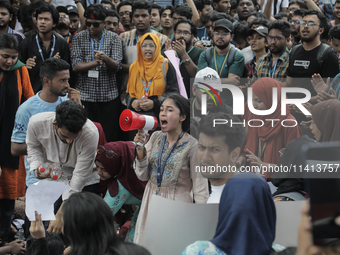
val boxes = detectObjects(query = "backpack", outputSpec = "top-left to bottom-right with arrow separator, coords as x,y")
204,46 -> 237,70
289,43 -> 332,69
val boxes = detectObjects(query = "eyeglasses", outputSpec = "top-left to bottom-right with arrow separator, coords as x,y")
97,145 -> 119,158
290,20 -> 300,25
175,30 -> 191,36
119,11 -> 131,17
213,31 -> 230,37
287,7 -> 298,13
86,21 -> 103,27
300,21 -> 320,27
141,44 -> 156,49
60,14 -> 69,18
266,35 -> 284,42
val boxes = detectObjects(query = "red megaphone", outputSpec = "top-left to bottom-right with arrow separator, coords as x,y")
119,109 -> 158,132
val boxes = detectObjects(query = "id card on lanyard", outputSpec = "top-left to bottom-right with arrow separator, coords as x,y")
89,31 -> 105,79
36,34 -> 56,62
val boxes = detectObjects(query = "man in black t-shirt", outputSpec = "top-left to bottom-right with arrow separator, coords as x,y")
286,10 -> 339,104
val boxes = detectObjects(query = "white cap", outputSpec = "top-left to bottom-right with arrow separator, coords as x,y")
194,67 -> 222,92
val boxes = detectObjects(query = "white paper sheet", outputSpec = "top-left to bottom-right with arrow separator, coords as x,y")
142,195 -> 305,254
142,195 -> 219,255
25,180 -> 68,221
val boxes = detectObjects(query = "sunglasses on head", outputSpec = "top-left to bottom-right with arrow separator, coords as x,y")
97,145 -> 120,158
86,21 -> 103,28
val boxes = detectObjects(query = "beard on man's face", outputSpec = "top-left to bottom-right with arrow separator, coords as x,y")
174,36 -> 192,50
56,21 -> 69,30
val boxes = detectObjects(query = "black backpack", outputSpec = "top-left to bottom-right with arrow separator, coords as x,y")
289,43 -> 332,69
204,46 -> 237,69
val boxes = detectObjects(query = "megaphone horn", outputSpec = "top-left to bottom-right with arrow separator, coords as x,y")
119,109 -> 158,146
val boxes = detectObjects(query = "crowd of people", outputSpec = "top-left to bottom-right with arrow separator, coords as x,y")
0,0 -> 340,253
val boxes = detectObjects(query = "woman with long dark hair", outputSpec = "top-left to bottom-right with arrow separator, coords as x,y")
0,33 -> 34,244
133,94 -> 209,244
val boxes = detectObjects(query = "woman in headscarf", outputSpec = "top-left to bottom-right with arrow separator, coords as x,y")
236,77 -> 302,178
310,99 -> 340,142
0,33 -> 34,243
182,173 -> 276,255
95,142 -> 147,242
126,33 -> 179,119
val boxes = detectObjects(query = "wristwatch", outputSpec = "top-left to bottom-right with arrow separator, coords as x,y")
184,58 -> 191,66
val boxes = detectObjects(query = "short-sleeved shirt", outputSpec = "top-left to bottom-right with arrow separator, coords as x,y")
287,43 -> 339,97
11,92 -> 68,186
182,241 -> 227,255
197,47 -> 245,107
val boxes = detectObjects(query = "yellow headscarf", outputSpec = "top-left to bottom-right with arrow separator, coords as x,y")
126,33 -> 167,100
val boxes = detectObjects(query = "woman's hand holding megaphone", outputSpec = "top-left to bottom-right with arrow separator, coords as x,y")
135,130 -> 150,160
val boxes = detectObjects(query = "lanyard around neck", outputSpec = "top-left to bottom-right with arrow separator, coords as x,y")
54,127 -> 73,165
91,30 -> 105,61
36,34 -> 56,62
214,47 -> 231,76
258,139 -> 267,161
157,131 -> 185,189
142,79 -> 152,94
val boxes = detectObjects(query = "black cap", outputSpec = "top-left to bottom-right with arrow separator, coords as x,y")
66,5 -> 79,15
56,6 -> 69,15
214,19 -> 234,33
248,26 -> 268,37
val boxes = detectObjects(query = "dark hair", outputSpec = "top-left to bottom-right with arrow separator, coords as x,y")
273,11 -> 287,20
268,19 -> 291,38
174,4 -> 193,20
115,242 -> 151,255
63,192 -> 120,255
198,112 -> 246,152
164,94 -> 190,133
40,58 -> 70,84
106,10 -> 120,21
101,0 -> 116,11
303,9 -> 328,29
321,18 -> 332,41
0,0 -> 13,15
247,11 -> 267,20
174,19 -> 197,37
236,0 -> 258,10
230,0 -> 237,10
151,3 -> 162,15
117,0 -> 133,13
210,11 -> 234,22
330,25 -> 340,40
35,4 -> 59,25
289,0 -> 307,10
233,21 -> 249,41
29,0 -> 49,15
84,4 -> 107,21
292,8 -> 306,17
0,33 -> 19,52
55,101 -> 87,134
160,5 -> 175,16
248,17 -> 269,29
18,5 -> 32,24
132,1 -> 152,15
336,0 -> 340,4
190,118 -> 199,139
194,0 -> 213,12
26,232 -> 64,255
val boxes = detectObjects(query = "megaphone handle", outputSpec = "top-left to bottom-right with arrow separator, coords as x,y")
137,129 -> 149,147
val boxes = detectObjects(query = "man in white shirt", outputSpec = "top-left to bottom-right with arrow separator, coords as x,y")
196,112 -> 245,203
26,100 -> 99,233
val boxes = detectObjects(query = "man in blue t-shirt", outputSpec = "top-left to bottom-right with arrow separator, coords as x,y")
11,58 -> 81,187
